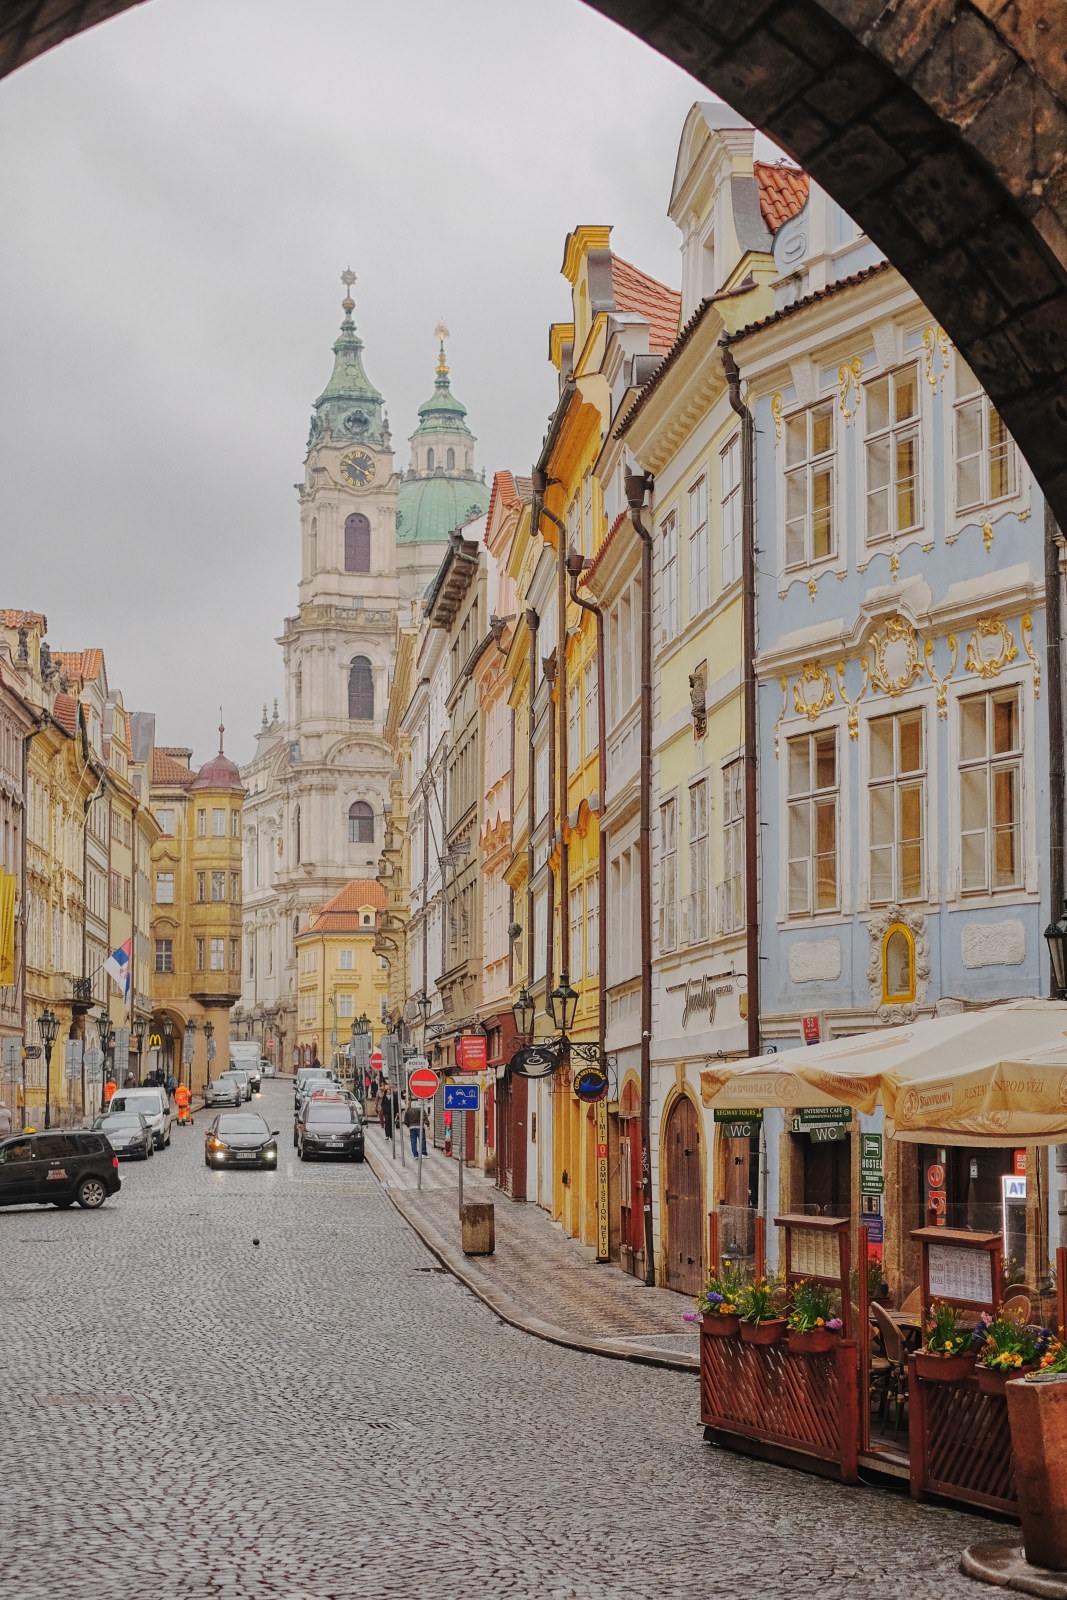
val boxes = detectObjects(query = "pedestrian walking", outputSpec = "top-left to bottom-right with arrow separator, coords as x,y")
404,1097 -> 427,1159
381,1085 -> 394,1139
103,1077 -> 117,1106
0,1100 -> 11,1135
165,1071 -> 176,1101
174,1082 -> 191,1126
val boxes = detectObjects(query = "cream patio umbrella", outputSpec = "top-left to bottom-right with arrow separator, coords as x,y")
699,998 -> 1067,1146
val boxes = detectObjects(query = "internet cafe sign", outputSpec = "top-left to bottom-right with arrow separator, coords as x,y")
664,973 -> 735,1031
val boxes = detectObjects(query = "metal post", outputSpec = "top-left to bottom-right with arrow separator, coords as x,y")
458,1104 -> 465,1213
43,1041 -> 52,1129
399,1077 -> 407,1170
417,1102 -> 424,1192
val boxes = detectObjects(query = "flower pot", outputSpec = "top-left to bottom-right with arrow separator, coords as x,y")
702,1313 -> 740,1337
1005,1371 -> 1067,1569
740,1317 -> 787,1346
787,1326 -> 840,1355
976,1362 -> 1039,1396
914,1350 -> 976,1383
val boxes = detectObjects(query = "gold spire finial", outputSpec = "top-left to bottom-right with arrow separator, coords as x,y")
434,320 -> 450,376
341,266 -> 356,315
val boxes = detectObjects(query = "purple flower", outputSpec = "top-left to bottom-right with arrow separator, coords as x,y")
827,1317 -> 843,1330
682,1311 -> 700,1322
707,1290 -> 724,1304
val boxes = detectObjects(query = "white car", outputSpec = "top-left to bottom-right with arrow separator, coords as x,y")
107,1087 -> 173,1149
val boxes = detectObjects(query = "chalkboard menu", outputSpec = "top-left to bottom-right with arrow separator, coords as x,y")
911,1227 -> 1002,1313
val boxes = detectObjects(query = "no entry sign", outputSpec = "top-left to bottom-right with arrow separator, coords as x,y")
408,1066 -> 440,1100
369,1049 -> 383,1073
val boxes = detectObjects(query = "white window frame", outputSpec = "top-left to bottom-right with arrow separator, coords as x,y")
954,355 -> 1017,515
720,759 -> 745,934
659,798 -> 677,953
783,399 -> 836,571
660,511 -> 678,645
957,685 -> 1023,896
864,363 -> 922,545
688,778 -> 710,944
586,872 -> 599,975
785,728 -> 840,918
155,872 -> 174,905
720,434 -> 742,589
867,707 -> 927,907
687,475 -> 709,619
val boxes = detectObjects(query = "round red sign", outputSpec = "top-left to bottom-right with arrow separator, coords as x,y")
409,1067 -> 440,1100
369,1049 -> 383,1070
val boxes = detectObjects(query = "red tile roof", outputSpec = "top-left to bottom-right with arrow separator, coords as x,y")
727,259 -> 893,345
53,648 -> 105,684
754,161 -> 809,233
152,749 -> 197,788
52,693 -> 78,736
610,256 -> 681,354
486,470 -> 532,538
0,609 -> 46,631
305,878 -> 387,934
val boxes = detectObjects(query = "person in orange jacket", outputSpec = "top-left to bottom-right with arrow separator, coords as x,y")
103,1078 -> 117,1106
174,1081 -> 191,1125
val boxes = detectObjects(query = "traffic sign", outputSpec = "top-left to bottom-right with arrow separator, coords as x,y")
2,1037 -> 21,1083
444,1083 -> 479,1112
408,1066 -> 439,1099
369,1049 -> 383,1072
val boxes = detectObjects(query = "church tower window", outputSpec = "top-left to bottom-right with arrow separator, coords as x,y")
309,517 -> 317,573
427,448 -> 435,472
293,804 -> 301,865
349,801 -> 374,844
348,657 -> 374,721
447,447 -> 455,470
345,513 -> 371,574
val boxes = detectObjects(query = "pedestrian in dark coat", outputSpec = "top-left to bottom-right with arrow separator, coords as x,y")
382,1085 -> 395,1139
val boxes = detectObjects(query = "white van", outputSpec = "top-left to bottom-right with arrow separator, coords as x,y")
228,1041 -> 262,1091
107,1087 -> 173,1149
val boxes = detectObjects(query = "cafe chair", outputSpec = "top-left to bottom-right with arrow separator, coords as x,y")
1002,1292 -> 1032,1324
900,1286 -> 922,1316
871,1302 -> 909,1439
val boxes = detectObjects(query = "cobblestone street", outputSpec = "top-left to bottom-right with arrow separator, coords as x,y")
0,1080 -> 1000,1600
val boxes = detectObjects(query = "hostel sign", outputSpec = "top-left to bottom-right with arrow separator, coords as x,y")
861,1132 -> 884,1195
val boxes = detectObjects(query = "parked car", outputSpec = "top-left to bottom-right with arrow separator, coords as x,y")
204,1077 -> 243,1109
204,1112 -> 279,1170
106,1087 -> 173,1149
230,1059 -> 261,1093
92,1111 -> 154,1160
0,1130 -> 121,1209
295,1098 -> 365,1162
294,1067 -> 335,1111
259,1055 -> 276,1079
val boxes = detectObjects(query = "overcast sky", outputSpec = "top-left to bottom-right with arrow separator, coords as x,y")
0,0 -> 738,766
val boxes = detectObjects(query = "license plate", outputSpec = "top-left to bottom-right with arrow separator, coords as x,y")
236,1152 -> 256,1161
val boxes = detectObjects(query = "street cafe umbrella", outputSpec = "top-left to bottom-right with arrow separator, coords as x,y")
699,998 -> 1067,1147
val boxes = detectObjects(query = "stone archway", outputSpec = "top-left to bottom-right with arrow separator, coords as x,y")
4,0 -> 1067,522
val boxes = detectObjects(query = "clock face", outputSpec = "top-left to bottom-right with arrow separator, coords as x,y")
340,448 -> 376,488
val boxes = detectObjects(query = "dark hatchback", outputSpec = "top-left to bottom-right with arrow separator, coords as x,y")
295,1099 -> 365,1162
0,1130 -> 121,1209
204,1112 -> 279,1170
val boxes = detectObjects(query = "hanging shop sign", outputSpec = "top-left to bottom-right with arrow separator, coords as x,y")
573,1063 -> 608,1102
714,1107 -> 763,1140
790,1105 -> 852,1139
456,1033 -> 488,1073
510,1045 -> 559,1080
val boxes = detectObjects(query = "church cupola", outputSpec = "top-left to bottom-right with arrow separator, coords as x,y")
306,269 -> 386,456
395,325 -> 490,546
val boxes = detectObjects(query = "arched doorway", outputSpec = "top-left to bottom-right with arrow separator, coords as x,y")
663,1093 -> 704,1297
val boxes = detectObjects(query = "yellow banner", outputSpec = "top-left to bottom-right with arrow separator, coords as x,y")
0,872 -> 15,987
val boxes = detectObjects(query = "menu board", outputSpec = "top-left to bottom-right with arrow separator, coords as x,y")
927,1242 -> 994,1307
791,1226 -> 841,1281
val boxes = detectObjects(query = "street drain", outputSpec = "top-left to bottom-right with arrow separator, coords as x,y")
364,1418 -> 414,1433
412,1266 -> 448,1274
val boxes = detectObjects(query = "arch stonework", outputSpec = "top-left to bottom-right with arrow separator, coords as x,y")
4,0 -> 1067,520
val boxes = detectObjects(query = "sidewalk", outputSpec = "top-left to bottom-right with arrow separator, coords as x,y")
365,1130 -> 699,1371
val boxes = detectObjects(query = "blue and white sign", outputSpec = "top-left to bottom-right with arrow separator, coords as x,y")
444,1083 -> 480,1112
1002,1174 -> 1027,1201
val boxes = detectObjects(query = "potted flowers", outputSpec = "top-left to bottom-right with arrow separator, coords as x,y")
974,1307 -> 1052,1395
693,1262 -> 744,1336
786,1279 -> 842,1354
739,1277 -> 788,1345
914,1300 -> 978,1382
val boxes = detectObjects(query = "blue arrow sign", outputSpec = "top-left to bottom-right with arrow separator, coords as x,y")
444,1083 -> 480,1112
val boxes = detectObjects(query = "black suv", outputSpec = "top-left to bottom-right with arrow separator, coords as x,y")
0,1130 -> 121,1209
295,1098 -> 365,1162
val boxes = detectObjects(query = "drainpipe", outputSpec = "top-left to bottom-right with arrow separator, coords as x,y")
721,341 -> 762,1062
534,474 -> 571,983
625,467 -> 657,1288
568,550 -> 607,1054
543,649 -> 558,1001
524,608 -> 539,991
1044,502 -> 1067,1246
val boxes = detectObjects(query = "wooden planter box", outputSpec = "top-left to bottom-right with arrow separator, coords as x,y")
788,1327 -> 841,1356
702,1313 -> 740,1337
739,1317 -> 787,1346
914,1350 -> 976,1383
700,1322 -> 858,1483
977,1363 -> 1039,1397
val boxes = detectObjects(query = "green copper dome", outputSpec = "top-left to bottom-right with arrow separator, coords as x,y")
306,273 -> 385,455
396,474 -> 490,546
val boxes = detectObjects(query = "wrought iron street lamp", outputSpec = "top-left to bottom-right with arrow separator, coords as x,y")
37,1007 -> 59,1129
131,1015 -> 148,1056
203,1019 -> 215,1076
160,1013 -> 173,1089
1046,900 -> 1067,996
511,985 -> 535,1043
547,970 -> 580,1035
184,1018 -> 198,1089
98,1016 -> 115,1112
416,990 -> 432,1024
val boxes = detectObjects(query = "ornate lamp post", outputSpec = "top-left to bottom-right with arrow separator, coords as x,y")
98,1016 -> 115,1112
203,1019 -> 215,1082
37,1008 -> 59,1129
511,984 -> 535,1044
160,1013 -> 173,1089
352,1010 -> 371,1105
131,1014 -> 148,1067
184,1018 -> 198,1089
509,970 -> 606,1097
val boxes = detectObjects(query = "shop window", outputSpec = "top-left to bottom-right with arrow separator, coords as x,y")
882,922 -> 915,1005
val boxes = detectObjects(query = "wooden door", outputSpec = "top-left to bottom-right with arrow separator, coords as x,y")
665,1096 -> 704,1296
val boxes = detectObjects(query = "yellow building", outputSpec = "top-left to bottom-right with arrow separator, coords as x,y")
149,730 -> 244,1091
538,225 -> 680,1253
294,879 -> 387,1069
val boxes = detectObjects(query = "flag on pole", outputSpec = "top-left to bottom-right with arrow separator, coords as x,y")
104,938 -> 132,1001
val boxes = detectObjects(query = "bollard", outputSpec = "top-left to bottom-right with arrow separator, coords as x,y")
460,1201 -> 495,1256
